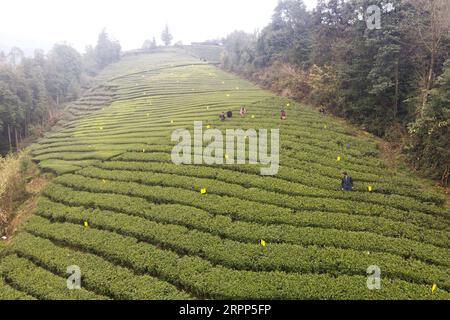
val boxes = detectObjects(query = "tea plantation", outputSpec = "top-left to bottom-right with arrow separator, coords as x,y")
1,48 -> 449,300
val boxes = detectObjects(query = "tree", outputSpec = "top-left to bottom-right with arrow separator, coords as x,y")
406,0 -> 450,113
222,31 -> 257,74
0,51 -> 6,66
83,45 -> 98,76
7,47 -> 24,68
161,24 -> 173,46
46,43 -> 82,104
142,37 -> 157,51
95,29 -> 121,69
407,59 -> 450,185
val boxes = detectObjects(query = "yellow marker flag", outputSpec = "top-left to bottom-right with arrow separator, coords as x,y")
337,155 -> 341,162
368,185 -> 373,192
84,221 -> 89,228
261,239 -> 266,247
200,188 -> 207,194
432,284 -> 437,293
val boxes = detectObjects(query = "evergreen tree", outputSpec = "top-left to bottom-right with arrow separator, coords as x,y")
95,29 -> 121,69
161,24 -> 173,46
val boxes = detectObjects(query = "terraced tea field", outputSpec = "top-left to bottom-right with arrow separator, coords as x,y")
1,48 -> 449,300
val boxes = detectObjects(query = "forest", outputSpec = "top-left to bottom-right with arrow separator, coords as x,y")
0,30 -> 121,154
220,0 -> 450,184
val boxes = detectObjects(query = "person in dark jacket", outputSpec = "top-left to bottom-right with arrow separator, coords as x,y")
227,111 -> 233,118
219,112 -> 225,121
341,172 -> 353,191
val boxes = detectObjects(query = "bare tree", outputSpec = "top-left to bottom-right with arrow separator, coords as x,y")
407,0 -> 450,114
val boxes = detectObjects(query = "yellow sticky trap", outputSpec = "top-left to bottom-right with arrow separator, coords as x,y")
432,284 -> 437,293
251,115 -> 255,119
147,113 -> 150,117
170,120 -> 174,124
206,106 -> 210,110
102,179 -> 106,184
206,125 -> 211,129
99,127 -> 103,130
337,155 -> 341,162
287,103 -> 290,107
368,185 -> 373,192
226,94 -> 230,97
200,188 -> 207,194
236,87 -> 240,90
225,154 -> 229,160
324,125 -> 327,129
260,239 -> 266,247
143,149 -> 146,153
222,81 -> 225,84
84,221 -> 89,228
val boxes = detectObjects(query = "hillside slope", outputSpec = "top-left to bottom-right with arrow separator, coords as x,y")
1,48 -> 449,300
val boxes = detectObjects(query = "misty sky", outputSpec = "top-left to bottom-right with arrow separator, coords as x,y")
0,0 -> 317,54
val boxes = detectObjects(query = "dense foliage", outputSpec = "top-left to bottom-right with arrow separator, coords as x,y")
0,31 -> 122,154
221,0 -> 450,184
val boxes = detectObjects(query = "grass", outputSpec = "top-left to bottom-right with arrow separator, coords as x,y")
0,47 -> 448,300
